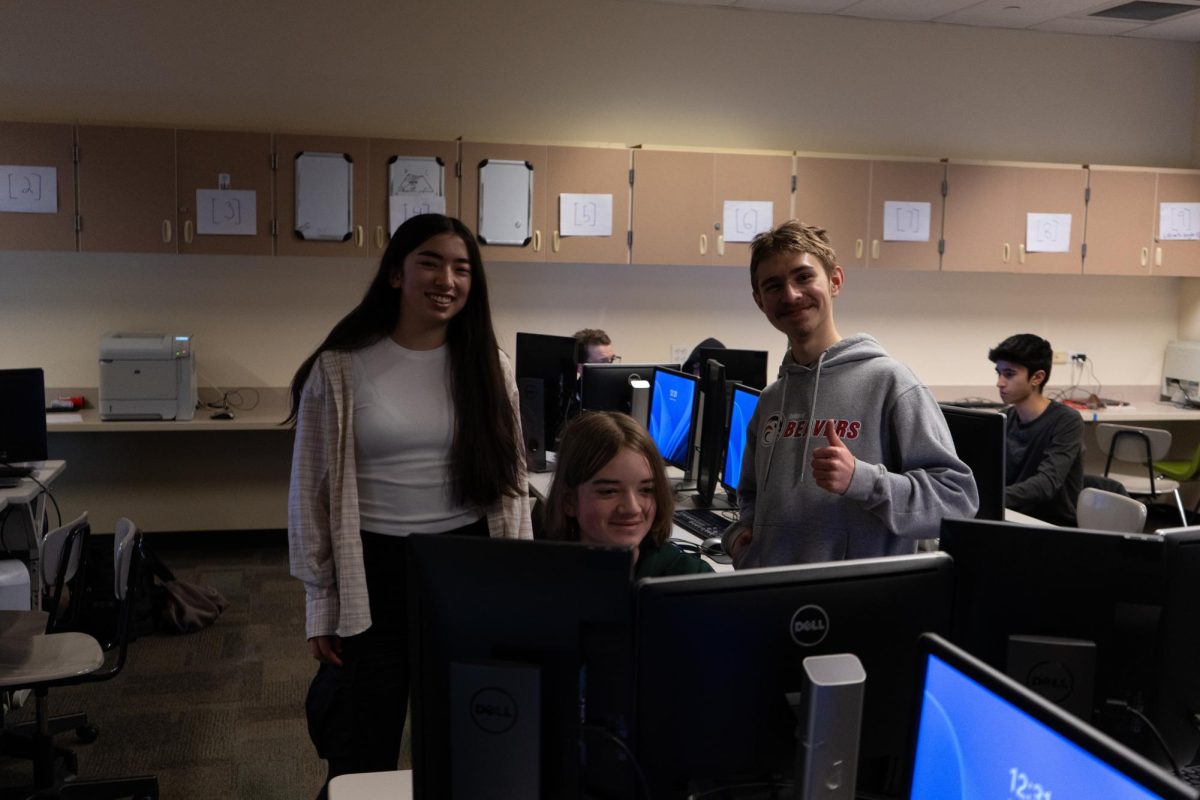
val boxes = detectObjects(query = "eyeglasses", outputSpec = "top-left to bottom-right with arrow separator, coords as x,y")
598,355 -> 621,364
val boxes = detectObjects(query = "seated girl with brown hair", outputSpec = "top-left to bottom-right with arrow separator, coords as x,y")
544,411 -> 712,579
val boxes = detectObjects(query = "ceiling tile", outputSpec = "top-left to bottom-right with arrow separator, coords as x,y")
937,1 -> 1117,28
1031,16 -> 1151,34
1119,9 -> 1200,38
837,0 -> 984,22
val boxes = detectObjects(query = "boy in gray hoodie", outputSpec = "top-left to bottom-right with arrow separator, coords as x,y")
722,221 -> 978,568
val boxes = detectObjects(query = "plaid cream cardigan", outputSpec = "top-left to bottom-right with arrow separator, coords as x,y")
287,347 -> 532,640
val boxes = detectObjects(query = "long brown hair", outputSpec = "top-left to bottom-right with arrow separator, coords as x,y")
544,412 -> 674,546
286,214 -> 522,506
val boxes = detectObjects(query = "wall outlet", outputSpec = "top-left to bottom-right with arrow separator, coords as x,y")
670,344 -> 690,365
1052,350 -> 1068,364
1069,352 -> 1087,363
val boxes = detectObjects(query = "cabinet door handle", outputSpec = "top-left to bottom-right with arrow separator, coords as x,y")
871,239 -> 880,260
552,231 -> 561,253
1018,243 -> 1026,264
355,225 -> 364,248
1141,247 -> 1149,267
855,239 -> 863,259
1003,243 -> 1010,263
162,220 -> 173,244
375,226 -> 386,250
533,230 -> 542,252
717,235 -> 725,256
700,234 -> 708,256
1156,246 -> 1163,267
184,220 -> 194,244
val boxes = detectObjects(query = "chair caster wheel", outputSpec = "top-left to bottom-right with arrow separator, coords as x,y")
75,724 -> 99,744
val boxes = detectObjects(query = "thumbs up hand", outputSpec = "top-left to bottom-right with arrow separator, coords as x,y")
811,420 -> 855,495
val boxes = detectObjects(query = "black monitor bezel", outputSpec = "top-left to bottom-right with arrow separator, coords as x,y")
647,366 -> 700,471
0,367 -> 48,464
938,402 -> 1006,521
720,383 -> 761,495
909,633 -> 1200,800
578,362 -> 664,414
696,347 -> 769,390
514,332 -> 577,446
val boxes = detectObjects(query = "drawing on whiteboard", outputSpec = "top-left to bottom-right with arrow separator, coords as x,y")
895,206 -> 921,234
573,200 -> 597,228
211,197 -> 243,226
1169,206 -> 1193,236
735,208 -> 759,237
1033,217 -> 1060,243
7,172 -> 41,201
396,169 -> 437,195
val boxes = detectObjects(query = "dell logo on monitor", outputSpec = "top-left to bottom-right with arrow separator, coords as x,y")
790,604 -> 830,647
469,687 -> 519,734
1025,661 -> 1074,704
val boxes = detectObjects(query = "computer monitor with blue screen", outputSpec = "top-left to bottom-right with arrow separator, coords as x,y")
720,384 -> 760,495
909,633 -> 1198,800
648,367 -> 699,470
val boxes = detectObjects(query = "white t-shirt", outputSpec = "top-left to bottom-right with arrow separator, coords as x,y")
351,337 -> 481,535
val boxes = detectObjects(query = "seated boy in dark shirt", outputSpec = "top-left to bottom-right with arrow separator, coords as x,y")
988,334 -> 1084,526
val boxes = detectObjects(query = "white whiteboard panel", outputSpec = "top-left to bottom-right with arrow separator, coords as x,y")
478,159 -> 533,246
295,152 -> 353,241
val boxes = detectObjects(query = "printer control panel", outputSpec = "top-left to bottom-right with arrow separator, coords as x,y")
173,335 -> 191,359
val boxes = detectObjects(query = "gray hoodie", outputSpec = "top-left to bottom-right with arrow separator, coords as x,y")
723,334 -> 978,568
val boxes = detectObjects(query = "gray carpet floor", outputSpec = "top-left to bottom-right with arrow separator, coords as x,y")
0,535 -> 341,799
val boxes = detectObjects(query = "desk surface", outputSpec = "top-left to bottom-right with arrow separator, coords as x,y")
328,769 -> 410,799
0,461 -> 65,513
43,387 -> 290,433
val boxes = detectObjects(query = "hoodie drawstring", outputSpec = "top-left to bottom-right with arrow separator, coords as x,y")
796,350 -> 827,484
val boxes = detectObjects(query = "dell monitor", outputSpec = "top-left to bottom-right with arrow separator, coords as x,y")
696,346 -> 769,390
515,332 -> 577,459
939,518 -> 1176,762
578,362 -> 662,414
0,368 -> 48,464
692,358 -> 727,507
647,367 -> 699,471
909,633 -> 1199,800
407,535 -> 635,799
1149,526 -> 1200,772
939,403 -> 1006,521
633,551 -> 954,798
721,383 -> 761,497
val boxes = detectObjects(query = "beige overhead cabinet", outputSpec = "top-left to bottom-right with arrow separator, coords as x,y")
274,134 -> 371,258
630,148 -> 792,267
0,122 -> 77,251
367,139 -> 459,260
76,125 -> 177,254
943,161 -> 1086,275
176,129 -> 274,256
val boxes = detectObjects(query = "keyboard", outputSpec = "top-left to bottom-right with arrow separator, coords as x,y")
1179,764 -> 1200,787
673,507 -> 736,540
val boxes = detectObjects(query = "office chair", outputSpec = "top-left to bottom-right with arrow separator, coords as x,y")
1094,423 -> 1188,527
1152,442 -> 1200,512
0,519 -> 158,797
1076,487 -> 1148,533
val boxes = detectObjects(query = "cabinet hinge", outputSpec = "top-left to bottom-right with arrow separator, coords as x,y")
1084,186 -> 1091,204
937,239 -> 945,255
941,179 -> 948,198
1081,242 -> 1088,260
72,143 -> 80,164
629,169 -> 635,187
791,175 -> 796,193
627,230 -> 633,249
270,153 -> 278,171
271,218 -> 278,237
455,161 -> 461,179
75,215 -> 83,233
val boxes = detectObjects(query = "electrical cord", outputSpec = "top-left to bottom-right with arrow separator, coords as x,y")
580,724 -> 654,800
0,459 -> 61,530
1106,699 -> 1181,777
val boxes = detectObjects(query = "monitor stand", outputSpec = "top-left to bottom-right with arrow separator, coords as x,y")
789,653 -> 865,800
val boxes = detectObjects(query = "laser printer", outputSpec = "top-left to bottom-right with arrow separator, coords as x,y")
99,333 -> 197,421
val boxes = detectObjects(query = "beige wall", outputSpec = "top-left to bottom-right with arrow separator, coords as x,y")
0,0 -> 1197,391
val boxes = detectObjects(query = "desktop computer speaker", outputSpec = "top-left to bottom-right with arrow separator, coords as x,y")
789,652 -> 866,800
518,377 -> 547,473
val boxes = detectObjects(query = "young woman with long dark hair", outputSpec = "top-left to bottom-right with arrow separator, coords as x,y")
286,214 -> 531,794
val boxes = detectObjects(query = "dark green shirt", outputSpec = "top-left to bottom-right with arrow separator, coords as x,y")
634,539 -> 714,580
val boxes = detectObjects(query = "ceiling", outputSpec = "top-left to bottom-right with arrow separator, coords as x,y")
626,0 -> 1200,41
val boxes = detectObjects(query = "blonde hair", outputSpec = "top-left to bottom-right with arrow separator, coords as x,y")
544,411 -> 674,546
749,220 -> 839,291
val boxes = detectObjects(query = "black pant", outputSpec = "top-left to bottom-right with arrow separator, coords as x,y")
306,518 -> 488,799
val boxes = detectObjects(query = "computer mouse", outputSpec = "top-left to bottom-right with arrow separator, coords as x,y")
701,537 -> 732,564
210,410 -> 235,420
